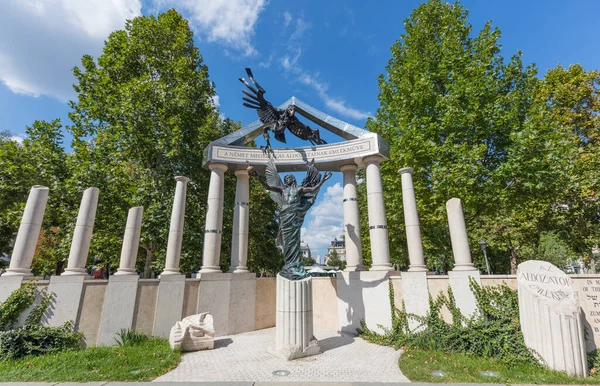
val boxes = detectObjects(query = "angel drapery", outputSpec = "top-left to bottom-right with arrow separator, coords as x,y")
250,158 -> 332,280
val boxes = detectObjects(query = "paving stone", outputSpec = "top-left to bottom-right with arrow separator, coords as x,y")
154,328 -> 409,383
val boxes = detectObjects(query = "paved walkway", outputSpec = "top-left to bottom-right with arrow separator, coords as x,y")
154,328 -> 409,383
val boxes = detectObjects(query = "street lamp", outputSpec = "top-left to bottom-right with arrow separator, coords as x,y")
479,240 -> 491,275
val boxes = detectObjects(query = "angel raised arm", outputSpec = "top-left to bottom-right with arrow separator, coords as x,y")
248,158 -> 331,280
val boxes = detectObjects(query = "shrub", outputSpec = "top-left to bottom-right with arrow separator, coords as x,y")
0,322 -> 83,359
115,328 -> 149,346
0,281 -> 37,330
359,277 -> 539,365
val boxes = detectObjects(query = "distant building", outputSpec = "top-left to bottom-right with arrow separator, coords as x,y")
300,240 -> 311,260
326,237 -> 346,263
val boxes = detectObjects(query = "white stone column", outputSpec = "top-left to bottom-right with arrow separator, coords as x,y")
200,163 -> 227,273
229,169 -> 249,273
399,167 -> 427,272
446,198 -> 476,271
63,187 -> 99,276
340,164 -> 363,271
364,156 -> 393,271
4,185 -> 49,276
162,176 -> 190,275
115,206 -> 143,276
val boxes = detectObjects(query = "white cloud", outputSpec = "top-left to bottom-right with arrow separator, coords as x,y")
301,182 -> 344,258
10,135 -> 24,144
211,95 -> 220,107
259,53 -> 274,68
157,0 -> 266,57
290,18 -> 310,41
0,0 -> 142,101
297,72 -> 371,120
283,11 -> 292,28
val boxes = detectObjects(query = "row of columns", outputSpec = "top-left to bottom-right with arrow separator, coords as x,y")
199,156 -> 395,274
6,161 -> 478,277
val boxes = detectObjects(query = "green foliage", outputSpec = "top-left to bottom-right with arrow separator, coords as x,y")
0,281 -> 37,331
326,249 -> 346,270
361,278 -> 537,365
115,328 -> 149,346
0,322 -> 83,360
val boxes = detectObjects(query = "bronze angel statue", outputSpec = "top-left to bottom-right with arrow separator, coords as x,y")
248,158 -> 332,280
239,68 -> 327,152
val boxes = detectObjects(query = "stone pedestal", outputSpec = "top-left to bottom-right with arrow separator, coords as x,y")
400,271 -> 429,331
269,274 -> 320,360
518,260 -> 587,377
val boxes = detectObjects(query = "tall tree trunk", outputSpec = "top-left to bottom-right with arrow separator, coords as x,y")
510,248 -> 518,274
143,245 -> 155,279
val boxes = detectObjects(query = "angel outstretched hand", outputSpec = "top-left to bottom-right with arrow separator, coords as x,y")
322,171 -> 333,182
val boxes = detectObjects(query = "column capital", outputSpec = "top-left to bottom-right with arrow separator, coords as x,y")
398,167 -> 414,175
362,155 -> 384,166
175,176 -> 190,183
340,163 -> 358,173
234,168 -> 249,178
208,162 -> 228,172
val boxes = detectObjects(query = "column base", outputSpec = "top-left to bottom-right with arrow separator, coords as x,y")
2,268 -> 32,277
115,268 -> 138,276
199,266 -> 222,273
160,268 -> 181,276
62,268 -> 87,276
452,264 -> 478,272
370,263 -> 394,271
344,264 -> 365,272
408,265 -> 428,272
232,266 -> 249,273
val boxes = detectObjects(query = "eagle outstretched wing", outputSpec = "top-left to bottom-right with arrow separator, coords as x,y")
239,68 -> 282,125
301,159 -> 322,189
265,158 -> 284,206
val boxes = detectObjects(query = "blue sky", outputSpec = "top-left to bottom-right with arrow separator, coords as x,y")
1,0 -> 599,261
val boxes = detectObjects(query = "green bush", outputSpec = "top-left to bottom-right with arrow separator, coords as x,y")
0,281 -> 84,360
359,277 -> 539,365
0,322 -> 83,359
115,328 -> 149,346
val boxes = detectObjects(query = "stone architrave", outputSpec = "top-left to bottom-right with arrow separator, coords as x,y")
269,275 -> 320,360
63,187 -> 100,276
517,260 -> 587,377
4,186 -> 49,277
163,176 -> 190,275
115,206 -> 143,275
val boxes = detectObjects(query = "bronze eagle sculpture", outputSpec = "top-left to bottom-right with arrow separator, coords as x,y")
239,68 -> 327,151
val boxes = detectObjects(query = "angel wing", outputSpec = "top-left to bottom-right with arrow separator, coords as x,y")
239,68 -> 282,125
287,116 -> 327,146
301,159 -> 322,189
265,158 -> 285,206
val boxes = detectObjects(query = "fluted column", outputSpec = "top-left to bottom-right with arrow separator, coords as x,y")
115,206 -> 143,275
200,163 -> 227,273
63,187 -> 99,276
364,156 -> 392,271
446,198 -> 477,271
229,169 -> 250,273
162,176 -> 190,275
399,167 -> 427,272
4,186 -> 49,276
340,164 -> 363,271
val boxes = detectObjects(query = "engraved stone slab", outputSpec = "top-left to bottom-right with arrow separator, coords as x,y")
573,277 -> 600,351
517,260 -> 587,377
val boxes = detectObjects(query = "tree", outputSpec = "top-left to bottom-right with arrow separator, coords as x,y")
363,0 -> 537,272
68,10 -> 224,277
326,249 -> 346,270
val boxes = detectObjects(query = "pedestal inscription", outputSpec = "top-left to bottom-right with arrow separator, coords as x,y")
574,278 -> 600,351
517,260 -> 587,377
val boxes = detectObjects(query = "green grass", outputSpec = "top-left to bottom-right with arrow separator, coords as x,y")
0,337 -> 181,382
399,347 -> 600,384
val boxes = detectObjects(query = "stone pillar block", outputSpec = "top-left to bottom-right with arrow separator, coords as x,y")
448,270 -> 481,319
269,274 -> 320,360
97,275 -> 139,346
400,271 -> 429,331
518,260 -> 587,377
45,275 -> 86,327
0,276 -> 24,303
153,274 -> 186,337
